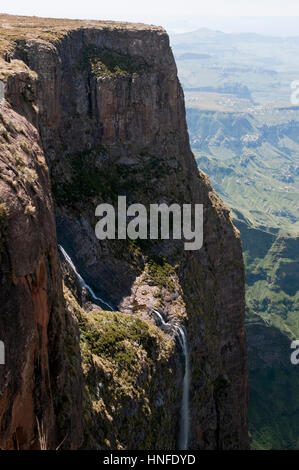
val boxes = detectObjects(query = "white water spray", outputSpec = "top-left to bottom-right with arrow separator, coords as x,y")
152,309 -> 190,450
58,245 -> 114,311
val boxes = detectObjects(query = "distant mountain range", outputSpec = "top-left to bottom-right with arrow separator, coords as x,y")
171,29 -> 299,449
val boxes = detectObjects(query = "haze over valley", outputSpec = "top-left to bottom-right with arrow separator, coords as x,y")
171,27 -> 299,449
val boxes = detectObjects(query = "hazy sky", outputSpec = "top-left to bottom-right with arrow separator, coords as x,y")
1,0 -> 299,35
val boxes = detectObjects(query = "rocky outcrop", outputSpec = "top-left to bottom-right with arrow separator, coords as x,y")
0,99 -> 83,448
0,15 -> 249,449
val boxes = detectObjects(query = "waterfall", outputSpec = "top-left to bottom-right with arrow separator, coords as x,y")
175,324 -> 190,450
151,309 -> 190,450
58,245 -> 114,311
58,246 -> 190,448
151,309 -> 167,327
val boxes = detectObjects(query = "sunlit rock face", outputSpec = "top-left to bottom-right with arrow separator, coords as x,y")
0,14 -> 248,449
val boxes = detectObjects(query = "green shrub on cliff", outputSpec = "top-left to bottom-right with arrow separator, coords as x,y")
63,285 -> 177,449
52,148 -> 140,206
79,46 -> 148,78
145,256 -> 175,291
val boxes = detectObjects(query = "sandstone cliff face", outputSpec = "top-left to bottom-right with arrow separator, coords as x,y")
0,99 -> 83,448
0,15 -> 248,449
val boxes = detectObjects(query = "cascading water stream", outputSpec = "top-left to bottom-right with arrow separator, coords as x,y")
151,309 -> 190,450
58,246 -> 189,448
58,245 -> 114,311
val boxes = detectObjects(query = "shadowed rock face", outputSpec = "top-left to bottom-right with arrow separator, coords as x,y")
0,15 -> 249,449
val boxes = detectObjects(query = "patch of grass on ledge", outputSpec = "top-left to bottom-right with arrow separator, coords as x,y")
145,255 -> 175,291
63,285 -> 172,382
79,310 -> 161,371
52,148 -> 141,207
63,284 -> 176,449
80,45 -> 149,78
